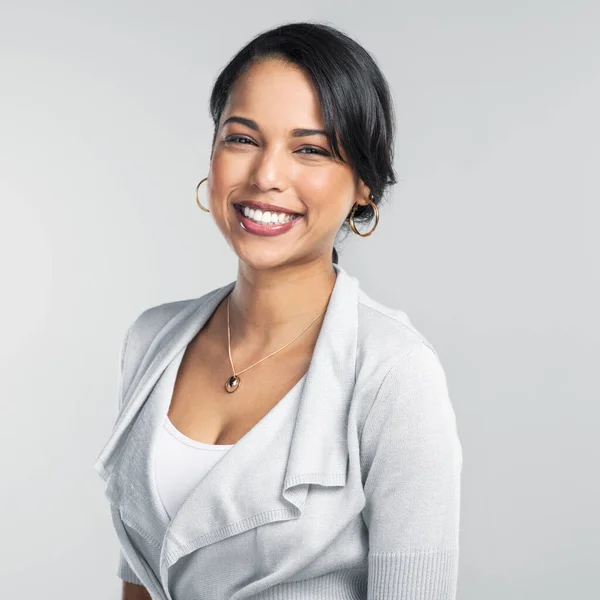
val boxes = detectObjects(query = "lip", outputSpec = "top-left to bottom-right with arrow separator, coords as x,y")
234,200 -> 303,215
233,203 -> 303,237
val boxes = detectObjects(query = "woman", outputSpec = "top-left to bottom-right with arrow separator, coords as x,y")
94,22 -> 463,600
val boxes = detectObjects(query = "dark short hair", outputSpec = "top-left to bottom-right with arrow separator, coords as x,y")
209,21 -> 397,264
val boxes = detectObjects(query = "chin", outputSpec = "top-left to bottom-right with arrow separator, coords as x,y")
233,244 -> 300,271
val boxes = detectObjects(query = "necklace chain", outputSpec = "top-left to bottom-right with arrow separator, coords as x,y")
226,295 -> 327,378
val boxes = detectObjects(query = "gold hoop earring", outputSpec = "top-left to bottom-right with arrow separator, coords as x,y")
349,195 -> 379,237
195,177 -> 210,213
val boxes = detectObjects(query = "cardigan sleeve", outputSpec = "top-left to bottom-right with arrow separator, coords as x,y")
117,549 -> 144,586
113,321 -> 145,586
360,342 -> 463,600
116,319 -> 135,415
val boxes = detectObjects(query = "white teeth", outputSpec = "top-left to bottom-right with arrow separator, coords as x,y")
240,205 -> 297,225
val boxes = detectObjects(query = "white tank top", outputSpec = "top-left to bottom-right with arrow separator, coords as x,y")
153,346 -> 307,521
154,414 -> 234,520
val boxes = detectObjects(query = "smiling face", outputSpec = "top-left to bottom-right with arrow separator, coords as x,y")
207,58 -> 371,271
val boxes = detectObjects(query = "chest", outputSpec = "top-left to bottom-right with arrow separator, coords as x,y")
166,330 -> 312,446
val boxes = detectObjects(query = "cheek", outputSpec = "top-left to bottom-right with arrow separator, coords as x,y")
300,169 -> 336,196
211,142 -> 257,181
208,151 -> 248,218
210,150 -> 238,192
297,171 -> 353,220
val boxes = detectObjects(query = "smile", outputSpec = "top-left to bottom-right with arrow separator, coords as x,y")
233,204 -> 304,237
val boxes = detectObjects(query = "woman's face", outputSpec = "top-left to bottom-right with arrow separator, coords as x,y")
207,58 -> 371,271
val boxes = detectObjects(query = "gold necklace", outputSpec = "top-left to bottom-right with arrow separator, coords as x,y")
224,295 -> 327,393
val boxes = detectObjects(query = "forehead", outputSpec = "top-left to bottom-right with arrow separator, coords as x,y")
223,59 -> 325,129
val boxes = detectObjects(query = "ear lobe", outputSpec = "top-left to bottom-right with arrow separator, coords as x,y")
355,180 -> 372,207
363,184 -> 373,204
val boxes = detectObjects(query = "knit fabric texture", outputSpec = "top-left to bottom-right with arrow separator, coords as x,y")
94,264 -> 462,600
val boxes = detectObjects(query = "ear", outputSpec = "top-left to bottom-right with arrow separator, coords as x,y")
354,179 -> 372,207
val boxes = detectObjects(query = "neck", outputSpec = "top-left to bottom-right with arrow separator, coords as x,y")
226,259 -> 337,351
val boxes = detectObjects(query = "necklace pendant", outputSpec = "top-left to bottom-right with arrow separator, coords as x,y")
225,375 -> 241,393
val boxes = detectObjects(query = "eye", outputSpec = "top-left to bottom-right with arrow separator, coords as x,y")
225,135 -> 255,145
224,136 -> 329,156
296,146 -> 330,157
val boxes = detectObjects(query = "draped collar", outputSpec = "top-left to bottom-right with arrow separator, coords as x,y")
93,263 -> 360,599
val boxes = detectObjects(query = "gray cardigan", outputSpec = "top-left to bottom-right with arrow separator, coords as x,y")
93,263 -> 462,600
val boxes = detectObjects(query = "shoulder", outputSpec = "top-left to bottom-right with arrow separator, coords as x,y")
355,292 -> 461,487
354,288 -> 451,433
125,285 -> 224,349
121,297 -> 196,366
118,285 -> 226,397
358,288 -> 436,346
355,287 -> 441,380
129,297 -> 197,341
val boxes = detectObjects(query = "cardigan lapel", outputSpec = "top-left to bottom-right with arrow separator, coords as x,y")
159,264 -> 359,595
93,264 -> 360,599
93,283 -> 234,485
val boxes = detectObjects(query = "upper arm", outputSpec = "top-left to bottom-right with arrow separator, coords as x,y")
117,549 -> 145,587
360,342 -> 463,599
115,326 -> 146,593
122,580 -> 152,600
117,320 -> 135,412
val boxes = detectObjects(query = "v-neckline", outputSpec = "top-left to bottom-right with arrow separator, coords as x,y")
148,345 -> 310,527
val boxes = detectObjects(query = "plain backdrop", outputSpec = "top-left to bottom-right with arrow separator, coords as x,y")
0,1 -> 598,598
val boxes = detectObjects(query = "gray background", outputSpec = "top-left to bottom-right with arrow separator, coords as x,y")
1,1 -> 598,598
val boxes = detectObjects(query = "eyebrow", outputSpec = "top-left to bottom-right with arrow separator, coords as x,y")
222,116 -> 329,138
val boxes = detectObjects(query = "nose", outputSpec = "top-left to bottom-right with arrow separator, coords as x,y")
249,144 -> 289,195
